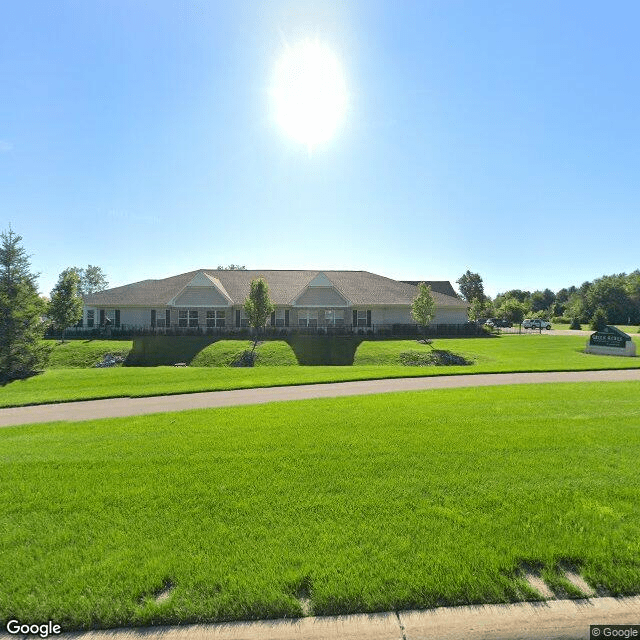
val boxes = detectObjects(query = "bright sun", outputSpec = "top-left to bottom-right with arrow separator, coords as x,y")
271,39 -> 347,150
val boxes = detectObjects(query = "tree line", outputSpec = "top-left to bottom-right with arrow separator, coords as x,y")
457,269 -> 640,327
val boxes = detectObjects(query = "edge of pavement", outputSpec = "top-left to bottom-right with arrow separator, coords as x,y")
4,595 -> 639,640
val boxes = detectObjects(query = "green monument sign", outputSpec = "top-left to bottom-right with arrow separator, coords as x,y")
589,325 -> 631,348
586,325 -> 636,357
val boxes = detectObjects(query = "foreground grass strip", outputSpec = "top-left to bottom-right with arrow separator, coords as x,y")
3,335 -> 640,408
1,382 -> 640,629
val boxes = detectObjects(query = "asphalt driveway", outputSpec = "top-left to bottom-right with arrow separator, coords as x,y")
2,368 -> 640,427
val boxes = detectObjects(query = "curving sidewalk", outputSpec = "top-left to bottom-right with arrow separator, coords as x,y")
2,369 -> 640,427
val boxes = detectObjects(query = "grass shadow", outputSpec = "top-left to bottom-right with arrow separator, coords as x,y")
287,335 -> 363,365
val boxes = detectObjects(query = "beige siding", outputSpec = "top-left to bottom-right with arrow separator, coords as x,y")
295,287 -> 348,306
433,307 -> 468,324
174,287 -> 228,306
369,307 -> 413,325
120,308 -> 153,326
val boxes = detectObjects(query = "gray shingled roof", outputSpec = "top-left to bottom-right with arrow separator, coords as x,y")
84,270 -> 469,308
401,281 -> 460,298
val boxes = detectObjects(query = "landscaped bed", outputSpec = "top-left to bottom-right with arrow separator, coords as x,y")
3,335 -> 637,409
2,382 -> 639,629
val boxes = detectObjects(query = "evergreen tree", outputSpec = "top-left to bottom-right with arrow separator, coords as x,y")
590,307 -> 608,332
0,228 -> 51,382
49,269 -> 83,342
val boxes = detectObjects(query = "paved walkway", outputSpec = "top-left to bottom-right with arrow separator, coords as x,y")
2,369 -> 640,427
3,596 -> 637,639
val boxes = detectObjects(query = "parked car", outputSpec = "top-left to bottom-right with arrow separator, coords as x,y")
523,318 -> 551,330
484,318 -> 513,328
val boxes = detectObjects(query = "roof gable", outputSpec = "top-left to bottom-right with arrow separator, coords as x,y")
170,271 -> 232,306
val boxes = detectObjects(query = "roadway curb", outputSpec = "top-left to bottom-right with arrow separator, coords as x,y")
5,596 -> 638,640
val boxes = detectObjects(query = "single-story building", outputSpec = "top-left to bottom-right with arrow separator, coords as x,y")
81,269 -> 469,332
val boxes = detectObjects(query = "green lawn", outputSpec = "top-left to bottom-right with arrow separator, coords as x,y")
46,340 -> 133,368
190,340 -> 298,367
2,382 -> 639,629
551,323 -> 640,333
2,335 -> 639,408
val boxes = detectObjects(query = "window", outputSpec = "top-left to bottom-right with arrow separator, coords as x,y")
274,309 -> 286,326
86,310 -> 94,328
325,309 -> 345,325
155,310 -> 166,328
298,310 -> 318,327
357,310 -> 367,326
178,310 -> 188,327
240,310 -> 249,327
207,310 -> 226,328
189,310 -> 198,327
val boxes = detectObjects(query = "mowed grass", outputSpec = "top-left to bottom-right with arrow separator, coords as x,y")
191,340 -> 298,367
2,335 -> 640,408
46,340 -> 133,368
353,334 -> 640,369
550,323 -> 640,333
2,382 -> 640,629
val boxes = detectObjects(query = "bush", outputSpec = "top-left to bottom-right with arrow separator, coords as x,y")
569,317 -> 582,330
399,349 -> 471,367
590,308 -> 608,332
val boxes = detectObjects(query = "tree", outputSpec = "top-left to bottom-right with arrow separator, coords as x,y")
456,270 -> 485,303
590,307 -> 608,332
82,265 -> 109,295
62,265 -> 108,296
411,282 -> 436,342
468,297 -> 486,322
48,270 -> 83,342
497,298 -> 527,327
0,227 -> 51,382
531,289 -> 555,313
243,277 -> 275,354
217,264 -> 246,270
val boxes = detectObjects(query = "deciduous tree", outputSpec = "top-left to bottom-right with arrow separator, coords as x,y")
62,265 -> 109,296
243,277 -> 275,354
456,270 -> 485,303
49,270 -> 83,342
411,282 -> 436,343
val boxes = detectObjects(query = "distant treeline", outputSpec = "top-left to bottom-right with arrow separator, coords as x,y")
465,271 -> 640,326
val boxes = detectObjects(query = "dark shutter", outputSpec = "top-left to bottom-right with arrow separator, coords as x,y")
271,311 -> 276,326
353,310 -> 357,326
367,310 -> 371,327
100,309 -> 105,326
151,310 -> 156,328
166,310 -> 171,326
236,310 -> 241,327
285,310 -> 289,327
115,310 -> 120,327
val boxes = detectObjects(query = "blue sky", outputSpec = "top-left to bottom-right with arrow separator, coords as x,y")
2,1 -> 639,298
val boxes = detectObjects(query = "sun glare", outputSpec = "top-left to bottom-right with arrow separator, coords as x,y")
271,39 -> 347,151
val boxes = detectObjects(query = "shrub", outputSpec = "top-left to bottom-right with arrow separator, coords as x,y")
399,349 -> 471,367
569,317 -> 582,330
